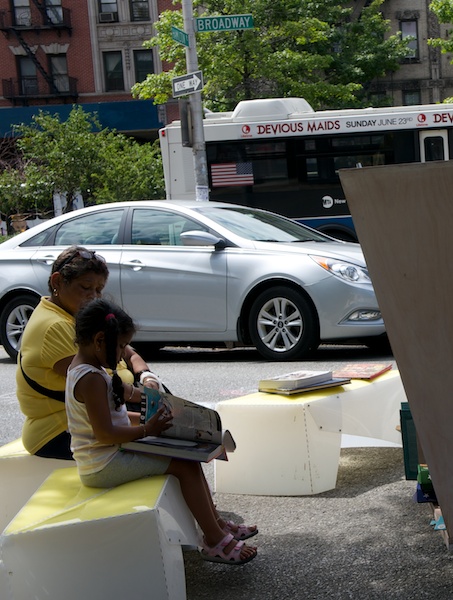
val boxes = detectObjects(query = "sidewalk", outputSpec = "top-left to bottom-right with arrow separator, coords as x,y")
184,446 -> 453,600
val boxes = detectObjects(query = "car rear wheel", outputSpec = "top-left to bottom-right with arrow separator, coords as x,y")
248,286 -> 319,360
0,294 -> 40,361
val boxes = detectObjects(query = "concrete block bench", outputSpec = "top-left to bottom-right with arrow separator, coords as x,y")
0,467 -> 199,600
215,369 -> 406,496
0,438 -> 72,532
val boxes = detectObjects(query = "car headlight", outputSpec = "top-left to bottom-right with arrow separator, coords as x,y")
310,255 -> 371,284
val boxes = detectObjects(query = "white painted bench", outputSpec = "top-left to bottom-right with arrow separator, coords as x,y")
0,467 -> 199,600
215,369 -> 406,495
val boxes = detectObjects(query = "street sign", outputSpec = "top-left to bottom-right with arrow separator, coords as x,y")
171,25 -> 189,47
195,14 -> 254,33
172,71 -> 203,98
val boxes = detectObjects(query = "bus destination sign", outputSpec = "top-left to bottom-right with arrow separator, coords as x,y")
195,14 -> 254,33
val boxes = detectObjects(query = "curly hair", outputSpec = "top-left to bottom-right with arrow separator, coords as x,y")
75,299 -> 136,410
48,245 -> 109,293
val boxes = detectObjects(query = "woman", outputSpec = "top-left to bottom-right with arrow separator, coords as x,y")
16,245 -> 160,460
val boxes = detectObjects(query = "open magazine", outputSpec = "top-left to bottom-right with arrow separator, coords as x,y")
121,388 -> 236,463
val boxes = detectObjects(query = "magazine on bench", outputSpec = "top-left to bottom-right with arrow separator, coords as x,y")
332,362 -> 393,381
121,388 -> 236,463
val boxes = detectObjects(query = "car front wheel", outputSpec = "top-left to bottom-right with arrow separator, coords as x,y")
248,286 -> 319,360
0,294 -> 40,361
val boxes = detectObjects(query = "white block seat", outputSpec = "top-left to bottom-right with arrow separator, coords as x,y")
0,467 -> 199,600
215,370 -> 406,496
0,438 -> 72,533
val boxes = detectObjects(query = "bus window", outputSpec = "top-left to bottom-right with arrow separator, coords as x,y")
420,130 -> 449,162
424,137 -> 445,161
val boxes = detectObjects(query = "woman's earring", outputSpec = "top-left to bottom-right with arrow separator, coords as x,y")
53,288 -> 58,297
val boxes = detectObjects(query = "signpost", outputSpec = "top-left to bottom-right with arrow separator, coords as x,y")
172,71 -> 203,98
179,1 -> 254,201
171,25 -> 189,47
195,14 -> 254,32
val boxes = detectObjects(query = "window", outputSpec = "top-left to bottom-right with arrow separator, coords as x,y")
134,50 -> 153,83
131,209 -> 208,246
13,0 -> 31,26
401,20 -> 419,60
49,55 -> 69,92
424,137 -> 445,161
129,0 -> 149,21
98,0 -> 118,21
18,57 -> 38,95
54,210 -> 124,245
45,0 -> 63,24
103,51 -> 124,91
99,0 -> 118,11
402,89 -> 421,106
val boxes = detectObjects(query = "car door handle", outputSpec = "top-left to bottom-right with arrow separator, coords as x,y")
122,259 -> 145,271
35,255 -> 60,266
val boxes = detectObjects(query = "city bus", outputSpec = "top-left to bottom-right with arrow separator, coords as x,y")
158,97 -> 453,241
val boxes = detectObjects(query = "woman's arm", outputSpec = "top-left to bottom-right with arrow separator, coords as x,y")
123,345 -> 161,390
123,345 -> 148,374
53,354 -> 75,378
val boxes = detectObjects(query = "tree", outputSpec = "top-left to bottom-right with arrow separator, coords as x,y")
426,1 -> 453,102
429,0 -> 453,34
0,106 -> 165,217
132,0 -> 410,111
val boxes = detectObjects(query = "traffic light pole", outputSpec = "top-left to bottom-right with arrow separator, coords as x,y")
182,0 -> 209,201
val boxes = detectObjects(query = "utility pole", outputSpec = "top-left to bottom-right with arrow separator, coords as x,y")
181,0 -> 209,201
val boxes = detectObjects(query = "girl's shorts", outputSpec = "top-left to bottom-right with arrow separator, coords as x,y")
80,450 -> 171,488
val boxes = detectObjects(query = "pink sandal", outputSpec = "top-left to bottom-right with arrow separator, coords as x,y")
200,533 -> 257,565
223,520 -> 258,540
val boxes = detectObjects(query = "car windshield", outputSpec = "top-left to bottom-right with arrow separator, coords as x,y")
195,206 -> 332,243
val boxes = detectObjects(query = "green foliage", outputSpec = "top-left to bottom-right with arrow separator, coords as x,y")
133,0 -> 410,110
429,1 -> 453,57
0,106 -> 165,217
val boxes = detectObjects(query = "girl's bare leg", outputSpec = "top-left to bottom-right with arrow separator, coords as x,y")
166,459 -> 256,559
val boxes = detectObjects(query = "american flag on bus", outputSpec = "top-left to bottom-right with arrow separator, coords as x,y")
211,162 -> 254,187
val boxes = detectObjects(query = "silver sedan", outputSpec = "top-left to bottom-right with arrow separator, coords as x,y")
0,200 -> 386,360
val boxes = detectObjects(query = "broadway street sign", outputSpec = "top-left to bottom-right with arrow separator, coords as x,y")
195,14 -> 254,33
172,71 -> 203,98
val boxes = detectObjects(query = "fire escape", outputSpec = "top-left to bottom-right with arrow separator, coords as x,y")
0,0 -> 78,105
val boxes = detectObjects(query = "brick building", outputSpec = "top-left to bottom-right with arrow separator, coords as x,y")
0,0 -> 177,140
0,1 -> 452,141
372,0 -> 453,105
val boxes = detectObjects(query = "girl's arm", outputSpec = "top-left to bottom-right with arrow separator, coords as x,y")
74,372 -> 172,445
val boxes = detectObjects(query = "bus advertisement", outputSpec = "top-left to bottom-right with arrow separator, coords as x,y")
159,97 -> 453,241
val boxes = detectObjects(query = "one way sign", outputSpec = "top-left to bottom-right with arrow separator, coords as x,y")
172,71 -> 203,98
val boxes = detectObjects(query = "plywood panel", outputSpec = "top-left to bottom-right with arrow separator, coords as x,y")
339,160 -> 453,538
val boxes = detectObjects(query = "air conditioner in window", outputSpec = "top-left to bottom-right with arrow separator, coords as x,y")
99,12 -> 118,23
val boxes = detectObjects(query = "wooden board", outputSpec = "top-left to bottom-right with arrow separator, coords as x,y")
339,160 -> 453,539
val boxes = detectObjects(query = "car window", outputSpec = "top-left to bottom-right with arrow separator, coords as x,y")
54,209 -> 124,245
19,226 -> 57,247
197,206 -> 331,242
131,209 -> 208,246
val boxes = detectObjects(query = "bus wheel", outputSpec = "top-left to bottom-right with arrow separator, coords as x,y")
248,286 -> 319,360
0,293 -> 39,361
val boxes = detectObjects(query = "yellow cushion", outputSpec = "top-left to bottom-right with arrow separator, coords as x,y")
6,467 -> 168,535
0,438 -> 29,459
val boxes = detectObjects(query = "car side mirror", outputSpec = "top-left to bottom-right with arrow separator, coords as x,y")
180,230 -> 227,249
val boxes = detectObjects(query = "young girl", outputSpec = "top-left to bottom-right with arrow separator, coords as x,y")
66,298 -> 258,565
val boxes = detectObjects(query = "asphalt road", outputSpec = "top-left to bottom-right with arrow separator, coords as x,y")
3,344 -> 453,599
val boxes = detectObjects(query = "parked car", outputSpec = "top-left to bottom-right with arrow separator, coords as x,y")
0,200 -> 386,361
